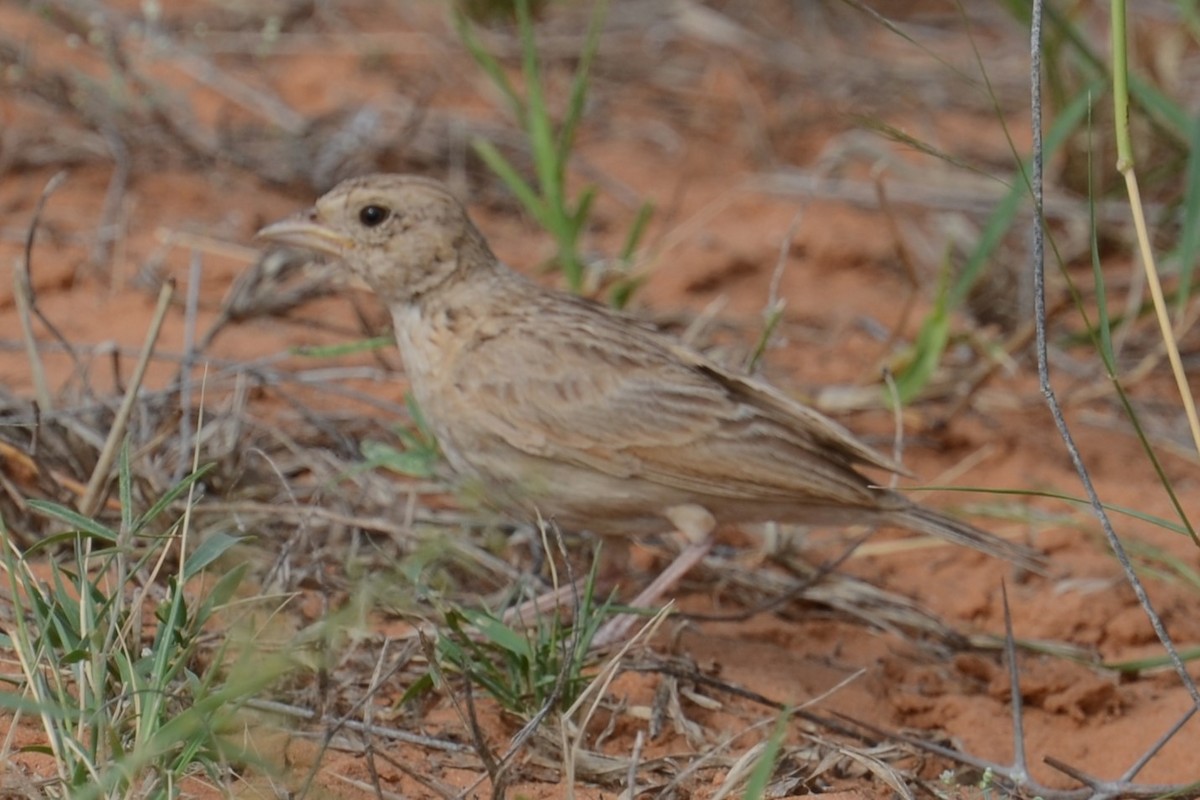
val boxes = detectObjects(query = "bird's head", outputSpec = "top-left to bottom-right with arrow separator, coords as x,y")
256,174 -> 494,303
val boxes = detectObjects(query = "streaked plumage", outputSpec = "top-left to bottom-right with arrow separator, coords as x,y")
258,174 -> 1042,577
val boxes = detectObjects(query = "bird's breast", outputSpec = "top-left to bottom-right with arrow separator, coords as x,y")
389,302 -> 493,468
390,304 -> 446,385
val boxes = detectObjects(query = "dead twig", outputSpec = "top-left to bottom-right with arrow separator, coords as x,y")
79,280 -> 174,517
15,171 -> 74,413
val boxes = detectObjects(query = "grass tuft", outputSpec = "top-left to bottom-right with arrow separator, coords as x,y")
420,555 -> 611,718
0,443 -> 287,798
455,0 -> 653,299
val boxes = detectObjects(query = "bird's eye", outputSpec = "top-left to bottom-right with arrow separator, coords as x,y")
358,205 -> 390,227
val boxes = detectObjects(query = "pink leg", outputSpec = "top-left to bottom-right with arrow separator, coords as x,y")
591,536 -> 714,647
501,579 -> 584,628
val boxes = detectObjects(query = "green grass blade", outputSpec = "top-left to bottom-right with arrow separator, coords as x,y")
197,562 -> 249,618
515,0 -> 558,209
742,708 -> 791,800
746,306 -> 784,375
453,8 -> 524,123
951,84 -> 1096,310
360,439 -> 438,479
845,0 -> 980,84
398,671 -> 436,707
619,200 -> 655,262
1034,163 -> 1200,545
857,118 -> 1008,184
1128,73 -> 1191,141
472,137 -> 547,223
1173,115 -> 1200,314
26,500 -> 118,544
918,484 -> 1193,538
0,692 -> 79,717
292,336 -> 394,358
1126,539 -> 1200,592
1104,645 -> 1200,674
607,274 -> 647,310
1007,0 -> 1189,142
463,609 -> 534,660
183,531 -> 242,581
135,463 -> 215,535
892,258 -> 951,405
1103,377 -> 1199,545
557,0 -> 609,164
119,439 -> 134,535
570,185 -> 597,233
1084,113 -> 1115,365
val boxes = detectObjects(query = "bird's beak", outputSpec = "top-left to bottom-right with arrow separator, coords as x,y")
256,210 -> 352,258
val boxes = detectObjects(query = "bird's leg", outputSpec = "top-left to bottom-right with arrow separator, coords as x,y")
501,580 -> 586,628
501,532 -> 629,629
592,504 -> 716,647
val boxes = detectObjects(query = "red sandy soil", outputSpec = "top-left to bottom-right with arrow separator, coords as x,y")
2,2 -> 1199,798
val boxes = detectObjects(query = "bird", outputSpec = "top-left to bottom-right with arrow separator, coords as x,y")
257,173 -> 1042,641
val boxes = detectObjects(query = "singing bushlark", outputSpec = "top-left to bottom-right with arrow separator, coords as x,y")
258,174 -> 1041,633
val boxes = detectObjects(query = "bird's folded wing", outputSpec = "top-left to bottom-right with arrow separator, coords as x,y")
454,321 -> 894,508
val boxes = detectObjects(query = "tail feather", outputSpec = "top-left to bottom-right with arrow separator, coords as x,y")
887,505 -> 1047,573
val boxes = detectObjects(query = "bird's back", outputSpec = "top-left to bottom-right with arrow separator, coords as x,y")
396,272 -> 908,532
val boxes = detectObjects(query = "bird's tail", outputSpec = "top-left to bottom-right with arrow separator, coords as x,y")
887,505 -> 1047,573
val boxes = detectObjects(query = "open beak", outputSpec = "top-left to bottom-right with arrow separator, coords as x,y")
256,210 -> 352,258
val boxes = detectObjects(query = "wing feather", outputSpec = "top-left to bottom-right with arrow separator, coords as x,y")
447,297 -> 896,509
